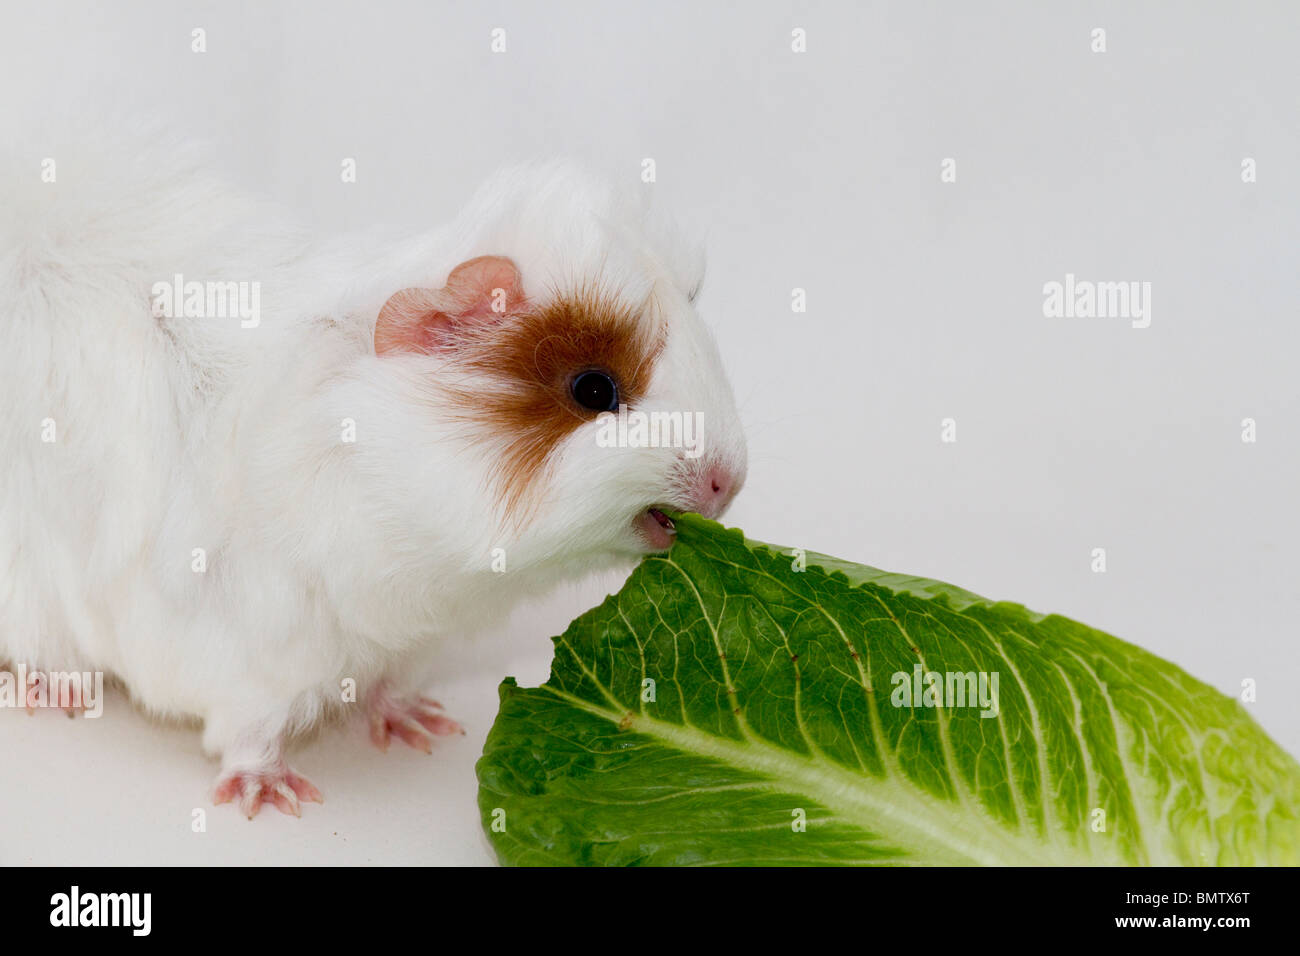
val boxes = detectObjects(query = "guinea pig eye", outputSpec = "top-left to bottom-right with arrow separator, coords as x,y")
570,369 -> 620,412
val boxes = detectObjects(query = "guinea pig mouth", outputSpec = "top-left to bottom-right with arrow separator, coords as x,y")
635,507 -> 677,551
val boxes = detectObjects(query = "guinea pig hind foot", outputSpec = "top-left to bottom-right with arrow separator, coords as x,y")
368,691 -> 465,754
213,764 -> 323,819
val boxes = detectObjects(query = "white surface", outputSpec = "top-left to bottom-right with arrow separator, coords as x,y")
2,1 -> 1297,865
1,583 -> 597,866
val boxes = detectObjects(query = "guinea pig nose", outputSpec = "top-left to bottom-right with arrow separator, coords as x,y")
692,461 -> 742,519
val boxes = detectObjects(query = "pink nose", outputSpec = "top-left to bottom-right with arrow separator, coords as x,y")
691,461 -> 742,519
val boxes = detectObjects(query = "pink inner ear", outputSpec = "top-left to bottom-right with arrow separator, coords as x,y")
374,255 -> 524,355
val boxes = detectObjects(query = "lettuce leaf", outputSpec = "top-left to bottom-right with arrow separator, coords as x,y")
476,515 -> 1300,865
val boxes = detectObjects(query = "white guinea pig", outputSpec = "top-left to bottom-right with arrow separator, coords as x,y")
0,139 -> 746,817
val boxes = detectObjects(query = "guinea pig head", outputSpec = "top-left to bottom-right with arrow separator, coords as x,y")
373,248 -> 747,565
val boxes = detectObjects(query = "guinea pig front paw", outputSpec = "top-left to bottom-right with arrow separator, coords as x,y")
367,694 -> 464,754
213,765 -> 323,819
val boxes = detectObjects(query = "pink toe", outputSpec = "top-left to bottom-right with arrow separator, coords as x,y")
369,713 -> 392,752
413,712 -> 463,736
390,721 -> 434,754
286,771 -> 324,804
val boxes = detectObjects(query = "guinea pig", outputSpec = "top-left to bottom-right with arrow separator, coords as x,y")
0,139 -> 747,818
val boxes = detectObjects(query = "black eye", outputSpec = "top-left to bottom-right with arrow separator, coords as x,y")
570,370 -> 620,412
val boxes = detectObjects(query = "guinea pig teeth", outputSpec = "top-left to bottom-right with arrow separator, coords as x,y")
648,508 -> 676,533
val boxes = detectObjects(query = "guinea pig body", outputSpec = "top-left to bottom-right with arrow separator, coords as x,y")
0,139 -> 746,816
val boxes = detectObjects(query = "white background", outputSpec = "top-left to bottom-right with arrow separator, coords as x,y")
1,1 -> 1297,865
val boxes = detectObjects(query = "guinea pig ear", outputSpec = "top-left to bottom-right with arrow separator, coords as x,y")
374,255 -> 525,355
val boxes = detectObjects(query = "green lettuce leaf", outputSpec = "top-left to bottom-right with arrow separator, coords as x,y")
476,515 -> 1300,866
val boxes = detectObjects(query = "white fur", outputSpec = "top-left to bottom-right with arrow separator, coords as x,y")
0,138 -> 746,784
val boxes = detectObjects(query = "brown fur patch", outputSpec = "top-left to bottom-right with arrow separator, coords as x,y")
440,283 -> 665,523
